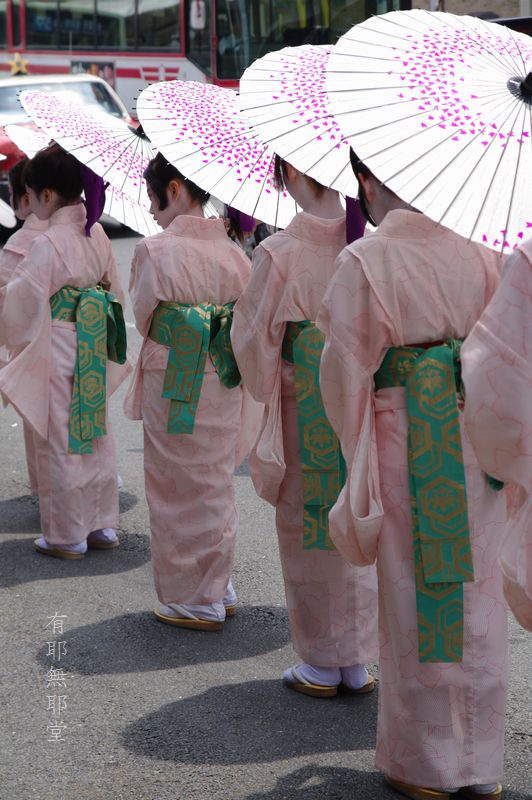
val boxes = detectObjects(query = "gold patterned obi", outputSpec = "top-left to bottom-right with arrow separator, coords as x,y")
148,300 -> 240,434
282,320 -> 345,551
374,341 -> 474,662
50,284 -> 127,454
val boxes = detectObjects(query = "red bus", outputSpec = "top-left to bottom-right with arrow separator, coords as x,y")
0,0 -> 412,113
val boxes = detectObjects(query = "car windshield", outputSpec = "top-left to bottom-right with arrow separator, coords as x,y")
0,80 -> 125,123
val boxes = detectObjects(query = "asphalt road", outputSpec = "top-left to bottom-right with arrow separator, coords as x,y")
0,227 -> 530,800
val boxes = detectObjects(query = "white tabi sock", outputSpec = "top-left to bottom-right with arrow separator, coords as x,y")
340,664 -> 369,690
161,602 -> 226,622
87,528 -> 118,544
285,663 -> 341,687
36,536 -> 87,554
223,580 -> 237,607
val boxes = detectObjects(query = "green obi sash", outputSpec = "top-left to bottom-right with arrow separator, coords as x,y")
282,320 -> 346,551
50,285 -> 127,455
148,300 -> 241,434
374,340 -> 474,663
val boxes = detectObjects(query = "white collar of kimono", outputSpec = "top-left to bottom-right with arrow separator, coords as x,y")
25,213 -> 49,230
166,214 -> 227,240
284,211 -> 346,243
378,209 -> 447,240
48,202 -> 86,228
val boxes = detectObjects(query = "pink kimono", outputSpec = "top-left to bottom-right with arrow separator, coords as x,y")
318,210 -> 507,788
232,212 -> 378,667
0,204 -> 126,545
462,239 -> 532,632
124,215 -> 257,606
0,214 -> 48,493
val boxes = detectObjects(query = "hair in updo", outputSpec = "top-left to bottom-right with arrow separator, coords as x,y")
24,143 -> 83,202
272,154 -> 325,195
144,152 -> 210,209
8,158 -> 30,208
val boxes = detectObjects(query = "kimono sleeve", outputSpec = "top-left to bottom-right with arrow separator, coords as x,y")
129,239 -> 159,337
462,245 -> 532,630
0,235 -> 54,351
232,243 -> 286,405
499,491 -> 532,631
0,249 -> 23,290
462,246 -> 532,487
0,236 -> 57,437
317,247 -> 390,566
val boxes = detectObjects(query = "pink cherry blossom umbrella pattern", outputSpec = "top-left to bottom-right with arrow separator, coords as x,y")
18,89 -> 155,209
137,80 -> 299,229
325,10 -> 532,251
238,44 -> 359,197
5,122 -> 161,237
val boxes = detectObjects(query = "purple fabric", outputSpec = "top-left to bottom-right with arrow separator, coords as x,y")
80,164 -> 106,237
345,196 -> 365,244
228,205 -> 256,234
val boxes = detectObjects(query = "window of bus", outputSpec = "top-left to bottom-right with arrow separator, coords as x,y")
215,0 -> 411,80
217,0 -> 332,80
96,0 -> 134,49
186,0 -> 211,74
21,0 -> 97,49
137,0 -> 181,50
374,0 -> 403,12
97,0 -> 181,50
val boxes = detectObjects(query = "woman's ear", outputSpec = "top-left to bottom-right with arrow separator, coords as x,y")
168,179 -> 181,201
283,162 -> 298,184
357,172 -> 375,203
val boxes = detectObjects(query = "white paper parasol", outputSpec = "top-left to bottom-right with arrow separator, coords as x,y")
18,90 -> 155,209
4,121 -> 161,237
325,10 -> 532,251
0,198 -> 16,228
239,45 -> 358,197
137,80 -> 299,229
5,123 -> 51,158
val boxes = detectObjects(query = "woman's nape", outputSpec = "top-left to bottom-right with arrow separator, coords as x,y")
273,155 -> 344,220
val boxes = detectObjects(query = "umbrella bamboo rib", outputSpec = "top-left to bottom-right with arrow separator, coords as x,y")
444,12 -> 526,76
339,16 -> 524,79
405,99 -> 518,215
140,114 -> 261,158
500,106 -> 528,246
465,102 -> 527,242
57,132 -> 146,198
331,42 -> 520,83
331,85 -> 520,161
365,93 -> 519,180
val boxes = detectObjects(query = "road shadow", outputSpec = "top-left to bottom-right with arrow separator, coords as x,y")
122,678 -> 377,765
0,491 -> 138,534
0,494 -> 40,533
118,490 -> 139,514
35,604 -> 290,674
0,532 -> 150,588
245,765 -> 530,800
244,765 -> 388,800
